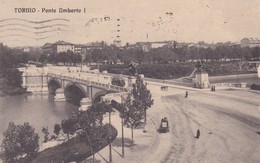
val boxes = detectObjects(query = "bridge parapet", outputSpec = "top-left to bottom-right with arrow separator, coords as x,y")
47,73 -> 128,92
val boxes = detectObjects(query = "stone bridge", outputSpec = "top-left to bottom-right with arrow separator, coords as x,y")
19,67 -> 133,109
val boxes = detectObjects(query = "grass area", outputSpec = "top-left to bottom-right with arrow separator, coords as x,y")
31,124 -> 118,163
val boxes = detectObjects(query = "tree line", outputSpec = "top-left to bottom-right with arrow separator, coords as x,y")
82,45 -> 260,65
1,42 -> 260,69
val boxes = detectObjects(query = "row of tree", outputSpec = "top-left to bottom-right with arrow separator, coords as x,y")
2,42 -> 260,71
81,45 -> 260,65
46,51 -> 82,65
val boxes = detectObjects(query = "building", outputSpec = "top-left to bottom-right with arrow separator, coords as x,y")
84,42 -> 104,50
135,41 -> 176,52
23,47 -> 31,52
241,38 -> 260,48
54,41 -> 74,53
42,41 -> 75,54
42,43 -> 53,54
74,45 -> 83,54
150,41 -> 169,48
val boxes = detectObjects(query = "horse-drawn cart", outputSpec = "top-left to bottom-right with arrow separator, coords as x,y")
159,117 -> 169,133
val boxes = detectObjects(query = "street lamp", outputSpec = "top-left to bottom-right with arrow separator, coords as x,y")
98,58 -> 100,82
121,102 -> 125,157
108,107 -> 112,162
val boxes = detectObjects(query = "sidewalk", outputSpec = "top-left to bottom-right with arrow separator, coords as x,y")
80,112 -> 157,163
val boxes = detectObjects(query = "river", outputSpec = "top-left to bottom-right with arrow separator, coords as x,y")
0,94 -> 78,143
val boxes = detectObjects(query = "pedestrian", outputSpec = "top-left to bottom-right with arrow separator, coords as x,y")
196,129 -> 200,139
185,91 -> 188,98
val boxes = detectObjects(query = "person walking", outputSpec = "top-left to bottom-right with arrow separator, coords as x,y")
196,129 -> 200,139
185,91 -> 188,98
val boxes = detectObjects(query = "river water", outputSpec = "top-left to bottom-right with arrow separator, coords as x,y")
0,94 -> 78,143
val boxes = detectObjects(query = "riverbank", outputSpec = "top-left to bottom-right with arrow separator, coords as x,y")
0,78 -> 27,97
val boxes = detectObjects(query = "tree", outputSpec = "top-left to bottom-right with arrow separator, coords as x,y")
57,52 -> 69,65
251,47 -> 260,60
54,124 -> 61,137
132,75 -> 154,124
0,122 -> 39,162
0,44 -> 14,73
41,127 -> 50,143
61,119 -> 77,139
121,94 -> 144,149
47,52 -> 58,64
39,53 -> 48,63
4,68 -> 23,88
74,104 -> 112,163
135,49 -> 144,64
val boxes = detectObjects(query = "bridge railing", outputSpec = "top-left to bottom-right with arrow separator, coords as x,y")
47,73 -> 128,92
23,84 -> 48,88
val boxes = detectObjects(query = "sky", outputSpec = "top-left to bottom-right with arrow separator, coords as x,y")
0,0 -> 260,47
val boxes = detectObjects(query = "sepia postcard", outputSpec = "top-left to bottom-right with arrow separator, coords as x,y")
0,0 -> 260,162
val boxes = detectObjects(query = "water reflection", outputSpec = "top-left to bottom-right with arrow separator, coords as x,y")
0,94 -> 78,142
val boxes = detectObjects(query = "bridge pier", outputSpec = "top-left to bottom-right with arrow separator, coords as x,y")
54,88 -> 66,102
21,69 -> 49,93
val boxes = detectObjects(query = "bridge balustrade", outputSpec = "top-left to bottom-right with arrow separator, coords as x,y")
48,72 -> 128,92
24,84 -> 48,88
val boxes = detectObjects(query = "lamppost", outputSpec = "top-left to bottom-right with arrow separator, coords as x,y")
98,58 -> 99,82
121,96 -> 125,157
108,107 -> 112,162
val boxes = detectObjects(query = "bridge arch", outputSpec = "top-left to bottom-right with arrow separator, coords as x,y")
64,83 -> 87,106
92,90 -> 109,104
48,78 -> 62,94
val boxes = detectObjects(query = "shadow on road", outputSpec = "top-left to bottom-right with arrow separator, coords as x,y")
112,137 -> 136,148
256,132 -> 260,135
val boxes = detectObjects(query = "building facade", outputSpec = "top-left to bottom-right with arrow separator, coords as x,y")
55,41 -> 74,53
42,41 -> 75,54
241,38 -> 260,48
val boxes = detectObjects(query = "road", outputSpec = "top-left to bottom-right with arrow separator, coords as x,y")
143,85 -> 260,163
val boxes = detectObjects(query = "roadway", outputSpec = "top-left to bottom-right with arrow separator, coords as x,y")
142,84 -> 260,163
